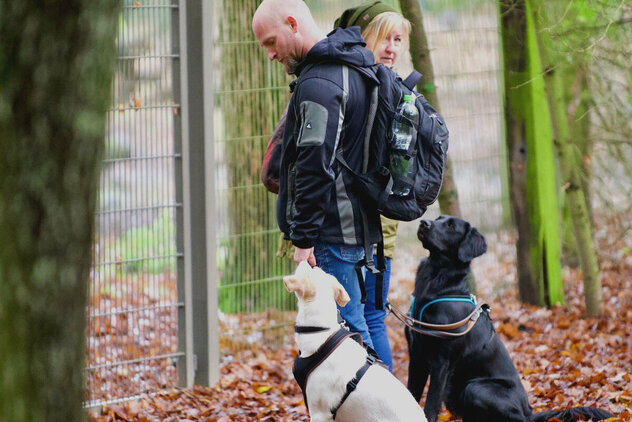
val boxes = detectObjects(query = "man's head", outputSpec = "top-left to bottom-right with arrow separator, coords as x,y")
252,0 -> 324,74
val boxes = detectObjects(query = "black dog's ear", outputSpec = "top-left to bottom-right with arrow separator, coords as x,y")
457,227 -> 487,263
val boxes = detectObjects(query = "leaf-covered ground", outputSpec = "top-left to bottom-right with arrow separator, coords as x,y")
90,216 -> 632,421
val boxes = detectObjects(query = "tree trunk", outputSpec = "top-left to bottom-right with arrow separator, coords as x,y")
499,0 -> 564,306
560,67 -> 591,268
0,1 -> 119,420
569,66 -> 593,220
499,0 -> 540,305
399,0 -> 462,218
529,0 -> 604,317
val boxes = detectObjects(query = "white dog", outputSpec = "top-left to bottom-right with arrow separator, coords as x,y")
283,261 -> 427,422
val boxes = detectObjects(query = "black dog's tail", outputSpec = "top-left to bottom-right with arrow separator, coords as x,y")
532,406 -> 613,421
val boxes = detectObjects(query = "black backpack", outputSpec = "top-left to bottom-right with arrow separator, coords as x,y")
294,62 -> 449,309
336,64 -> 449,223
330,64 -> 449,309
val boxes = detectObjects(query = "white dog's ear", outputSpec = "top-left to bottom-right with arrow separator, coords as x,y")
333,281 -> 350,307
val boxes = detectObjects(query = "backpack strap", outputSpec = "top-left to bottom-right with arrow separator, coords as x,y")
357,205 -> 387,309
374,239 -> 386,310
334,150 -> 387,310
402,70 -> 422,91
377,169 -> 394,214
362,85 -> 379,173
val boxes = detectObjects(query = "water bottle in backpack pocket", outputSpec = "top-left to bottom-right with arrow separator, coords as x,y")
389,94 -> 419,197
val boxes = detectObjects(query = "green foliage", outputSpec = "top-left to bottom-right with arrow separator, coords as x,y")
572,0 -> 598,25
545,0 -> 625,58
422,0 -> 490,13
305,0 -> 400,16
218,278 -> 296,314
110,209 -> 176,274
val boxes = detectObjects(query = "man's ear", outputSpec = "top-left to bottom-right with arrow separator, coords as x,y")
287,16 -> 298,33
457,227 -> 487,263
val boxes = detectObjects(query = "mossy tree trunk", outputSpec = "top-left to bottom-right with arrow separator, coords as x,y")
499,0 -> 564,306
499,0 -> 539,305
0,1 -> 120,420
561,65 -> 592,267
569,66 -> 593,219
399,0 -> 462,219
528,0 -> 603,316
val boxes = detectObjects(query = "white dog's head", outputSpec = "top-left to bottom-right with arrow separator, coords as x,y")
283,261 -> 350,326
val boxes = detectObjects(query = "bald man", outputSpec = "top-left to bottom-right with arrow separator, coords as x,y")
252,0 -> 381,347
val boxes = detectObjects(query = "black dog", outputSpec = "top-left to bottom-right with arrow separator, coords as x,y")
405,215 -> 613,422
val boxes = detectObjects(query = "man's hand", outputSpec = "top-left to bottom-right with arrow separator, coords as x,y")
294,246 -> 316,267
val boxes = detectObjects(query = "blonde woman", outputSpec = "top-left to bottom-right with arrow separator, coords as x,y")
334,2 -> 411,373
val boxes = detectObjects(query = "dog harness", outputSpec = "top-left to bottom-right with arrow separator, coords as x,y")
386,295 -> 490,339
292,325 -> 380,419
411,294 -> 478,322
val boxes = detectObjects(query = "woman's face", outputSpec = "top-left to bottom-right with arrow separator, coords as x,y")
367,25 -> 405,68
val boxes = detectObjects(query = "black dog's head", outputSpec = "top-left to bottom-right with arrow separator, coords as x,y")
418,215 -> 487,264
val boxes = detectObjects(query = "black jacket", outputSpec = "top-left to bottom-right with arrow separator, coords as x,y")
277,27 -> 381,248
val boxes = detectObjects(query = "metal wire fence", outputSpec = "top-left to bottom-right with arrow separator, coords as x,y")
85,0 -> 509,406
212,0 -> 507,354
396,0 -> 507,242
85,0 -> 182,407
83,0 -> 631,407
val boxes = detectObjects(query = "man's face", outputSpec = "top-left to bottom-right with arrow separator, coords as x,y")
253,16 -> 301,74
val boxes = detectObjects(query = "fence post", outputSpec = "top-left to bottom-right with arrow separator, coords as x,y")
175,0 -> 219,387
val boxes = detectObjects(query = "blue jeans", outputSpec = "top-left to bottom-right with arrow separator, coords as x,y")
364,256 -> 392,371
313,243 -> 373,348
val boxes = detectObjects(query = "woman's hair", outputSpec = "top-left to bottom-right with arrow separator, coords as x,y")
362,11 -> 411,59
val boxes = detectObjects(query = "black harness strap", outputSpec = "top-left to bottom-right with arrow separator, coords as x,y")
330,351 -> 379,418
293,328 -> 361,410
293,327 -> 382,418
294,326 -> 331,334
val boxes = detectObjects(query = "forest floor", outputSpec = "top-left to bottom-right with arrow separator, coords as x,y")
90,214 -> 632,421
